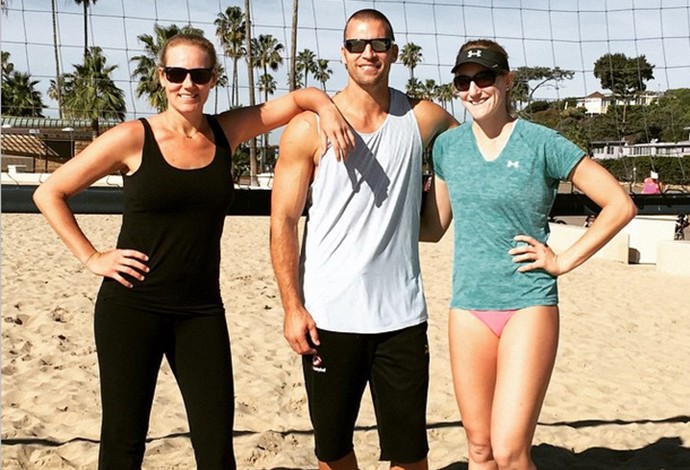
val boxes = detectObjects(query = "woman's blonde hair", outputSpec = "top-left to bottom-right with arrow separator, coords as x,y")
159,33 -> 218,69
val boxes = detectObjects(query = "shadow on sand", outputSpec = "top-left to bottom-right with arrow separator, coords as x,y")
438,436 -> 690,470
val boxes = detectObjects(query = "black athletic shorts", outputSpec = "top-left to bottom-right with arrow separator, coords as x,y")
302,322 -> 430,463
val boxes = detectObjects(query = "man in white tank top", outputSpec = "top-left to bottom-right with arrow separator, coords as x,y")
271,9 -> 458,470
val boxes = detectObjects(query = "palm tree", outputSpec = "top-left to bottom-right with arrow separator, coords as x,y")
2,50 -> 14,78
295,48 -> 316,88
74,0 -> 97,57
1,71 -> 45,117
405,77 -> 422,98
251,34 -> 283,172
214,6 -> 245,108
61,46 -> 126,138
400,42 -> 423,81
258,73 -> 277,172
51,0 -> 62,117
214,64 -> 229,114
251,34 -> 284,100
289,0 -> 299,90
244,0 -> 258,185
436,82 -> 456,115
313,58 -> 332,91
418,79 -> 438,102
131,23 -> 204,113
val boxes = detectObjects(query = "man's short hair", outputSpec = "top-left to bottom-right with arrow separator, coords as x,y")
344,9 -> 395,41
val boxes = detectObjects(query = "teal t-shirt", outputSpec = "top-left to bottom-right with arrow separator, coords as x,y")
432,119 -> 585,310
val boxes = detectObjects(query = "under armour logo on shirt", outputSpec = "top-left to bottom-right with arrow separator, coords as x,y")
467,49 -> 482,58
507,160 -> 520,168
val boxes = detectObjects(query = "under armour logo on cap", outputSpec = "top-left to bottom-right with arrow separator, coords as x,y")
451,46 -> 510,73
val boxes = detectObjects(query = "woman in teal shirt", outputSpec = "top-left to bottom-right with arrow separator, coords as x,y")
421,39 -> 637,469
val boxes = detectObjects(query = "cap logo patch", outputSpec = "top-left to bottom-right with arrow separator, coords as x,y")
467,49 -> 483,58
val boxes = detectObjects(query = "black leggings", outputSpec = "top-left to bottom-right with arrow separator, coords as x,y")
94,299 -> 235,470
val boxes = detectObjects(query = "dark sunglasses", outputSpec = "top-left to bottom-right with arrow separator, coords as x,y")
453,70 -> 499,92
343,38 -> 393,53
163,67 -> 214,85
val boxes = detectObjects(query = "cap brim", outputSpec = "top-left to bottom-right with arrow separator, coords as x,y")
451,58 -> 504,74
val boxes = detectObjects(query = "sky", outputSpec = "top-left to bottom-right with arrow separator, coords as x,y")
2,0 -> 690,122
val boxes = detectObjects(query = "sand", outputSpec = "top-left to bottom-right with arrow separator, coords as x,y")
2,214 -> 689,469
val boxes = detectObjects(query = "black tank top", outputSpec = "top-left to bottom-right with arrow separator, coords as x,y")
97,115 -> 234,315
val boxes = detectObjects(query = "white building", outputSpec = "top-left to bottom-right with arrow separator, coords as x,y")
574,91 -> 659,115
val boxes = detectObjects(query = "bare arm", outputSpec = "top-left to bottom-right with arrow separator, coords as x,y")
270,112 -> 321,355
32,121 -> 150,287
512,156 -> 638,275
420,175 -> 453,242
412,100 -> 458,242
216,87 -> 354,160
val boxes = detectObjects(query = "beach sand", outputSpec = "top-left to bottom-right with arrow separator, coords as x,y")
2,214 -> 689,469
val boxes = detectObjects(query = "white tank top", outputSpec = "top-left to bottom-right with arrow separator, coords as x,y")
300,88 -> 427,333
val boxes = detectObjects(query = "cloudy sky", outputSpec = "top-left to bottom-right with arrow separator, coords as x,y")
2,0 -> 689,120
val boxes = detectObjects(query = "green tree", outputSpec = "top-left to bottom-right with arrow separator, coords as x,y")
214,64 -> 229,114
418,79 -> 438,102
251,34 -> 284,101
295,48 -> 316,88
512,66 -> 574,111
399,42 -> 422,81
2,71 -> 46,117
251,34 -> 283,172
2,50 -> 14,78
74,0 -> 98,57
648,88 -> 690,143
215,6 -> 245,108
313,58 -> 332,91
436,82 -> 456,114
131,23 -> 204,113
258,73 -> 277,172
405,77 -> 422,98
593,52 -> 655,122
61,46 -> 126,138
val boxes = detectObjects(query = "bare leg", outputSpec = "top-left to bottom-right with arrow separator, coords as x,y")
391,458 -> 428,470
319,451 -> 358,470
491,306 -> 559,470
449,309 -> 500,470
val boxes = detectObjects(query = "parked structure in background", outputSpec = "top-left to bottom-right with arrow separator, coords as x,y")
573,90 -> 660,115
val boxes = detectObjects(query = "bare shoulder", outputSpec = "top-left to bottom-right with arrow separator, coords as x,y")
408,98 -> 459,145
280,111 -> 321,159
76,119 -> 145,173
96,119 -> 145,152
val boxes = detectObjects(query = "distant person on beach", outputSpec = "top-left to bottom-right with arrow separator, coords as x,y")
270,9 -> 457,470
642,171 -> 664,194
420,39 -> 637,469
33,33 -> 353,470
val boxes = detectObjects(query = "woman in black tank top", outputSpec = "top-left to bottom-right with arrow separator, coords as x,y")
34,33 -> 354,470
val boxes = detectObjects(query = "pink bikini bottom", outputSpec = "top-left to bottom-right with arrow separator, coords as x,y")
470,309 -> 518,337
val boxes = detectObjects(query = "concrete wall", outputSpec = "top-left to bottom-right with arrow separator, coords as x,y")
547,223 -> 630,263
657,240 -> 690,276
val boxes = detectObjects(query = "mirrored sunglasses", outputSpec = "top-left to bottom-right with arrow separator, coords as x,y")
343,38 -> 393,53
453,70 -> 499,92
163,67 -> 214,85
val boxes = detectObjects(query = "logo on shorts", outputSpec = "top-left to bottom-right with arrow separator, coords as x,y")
312,354 -> 326,373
